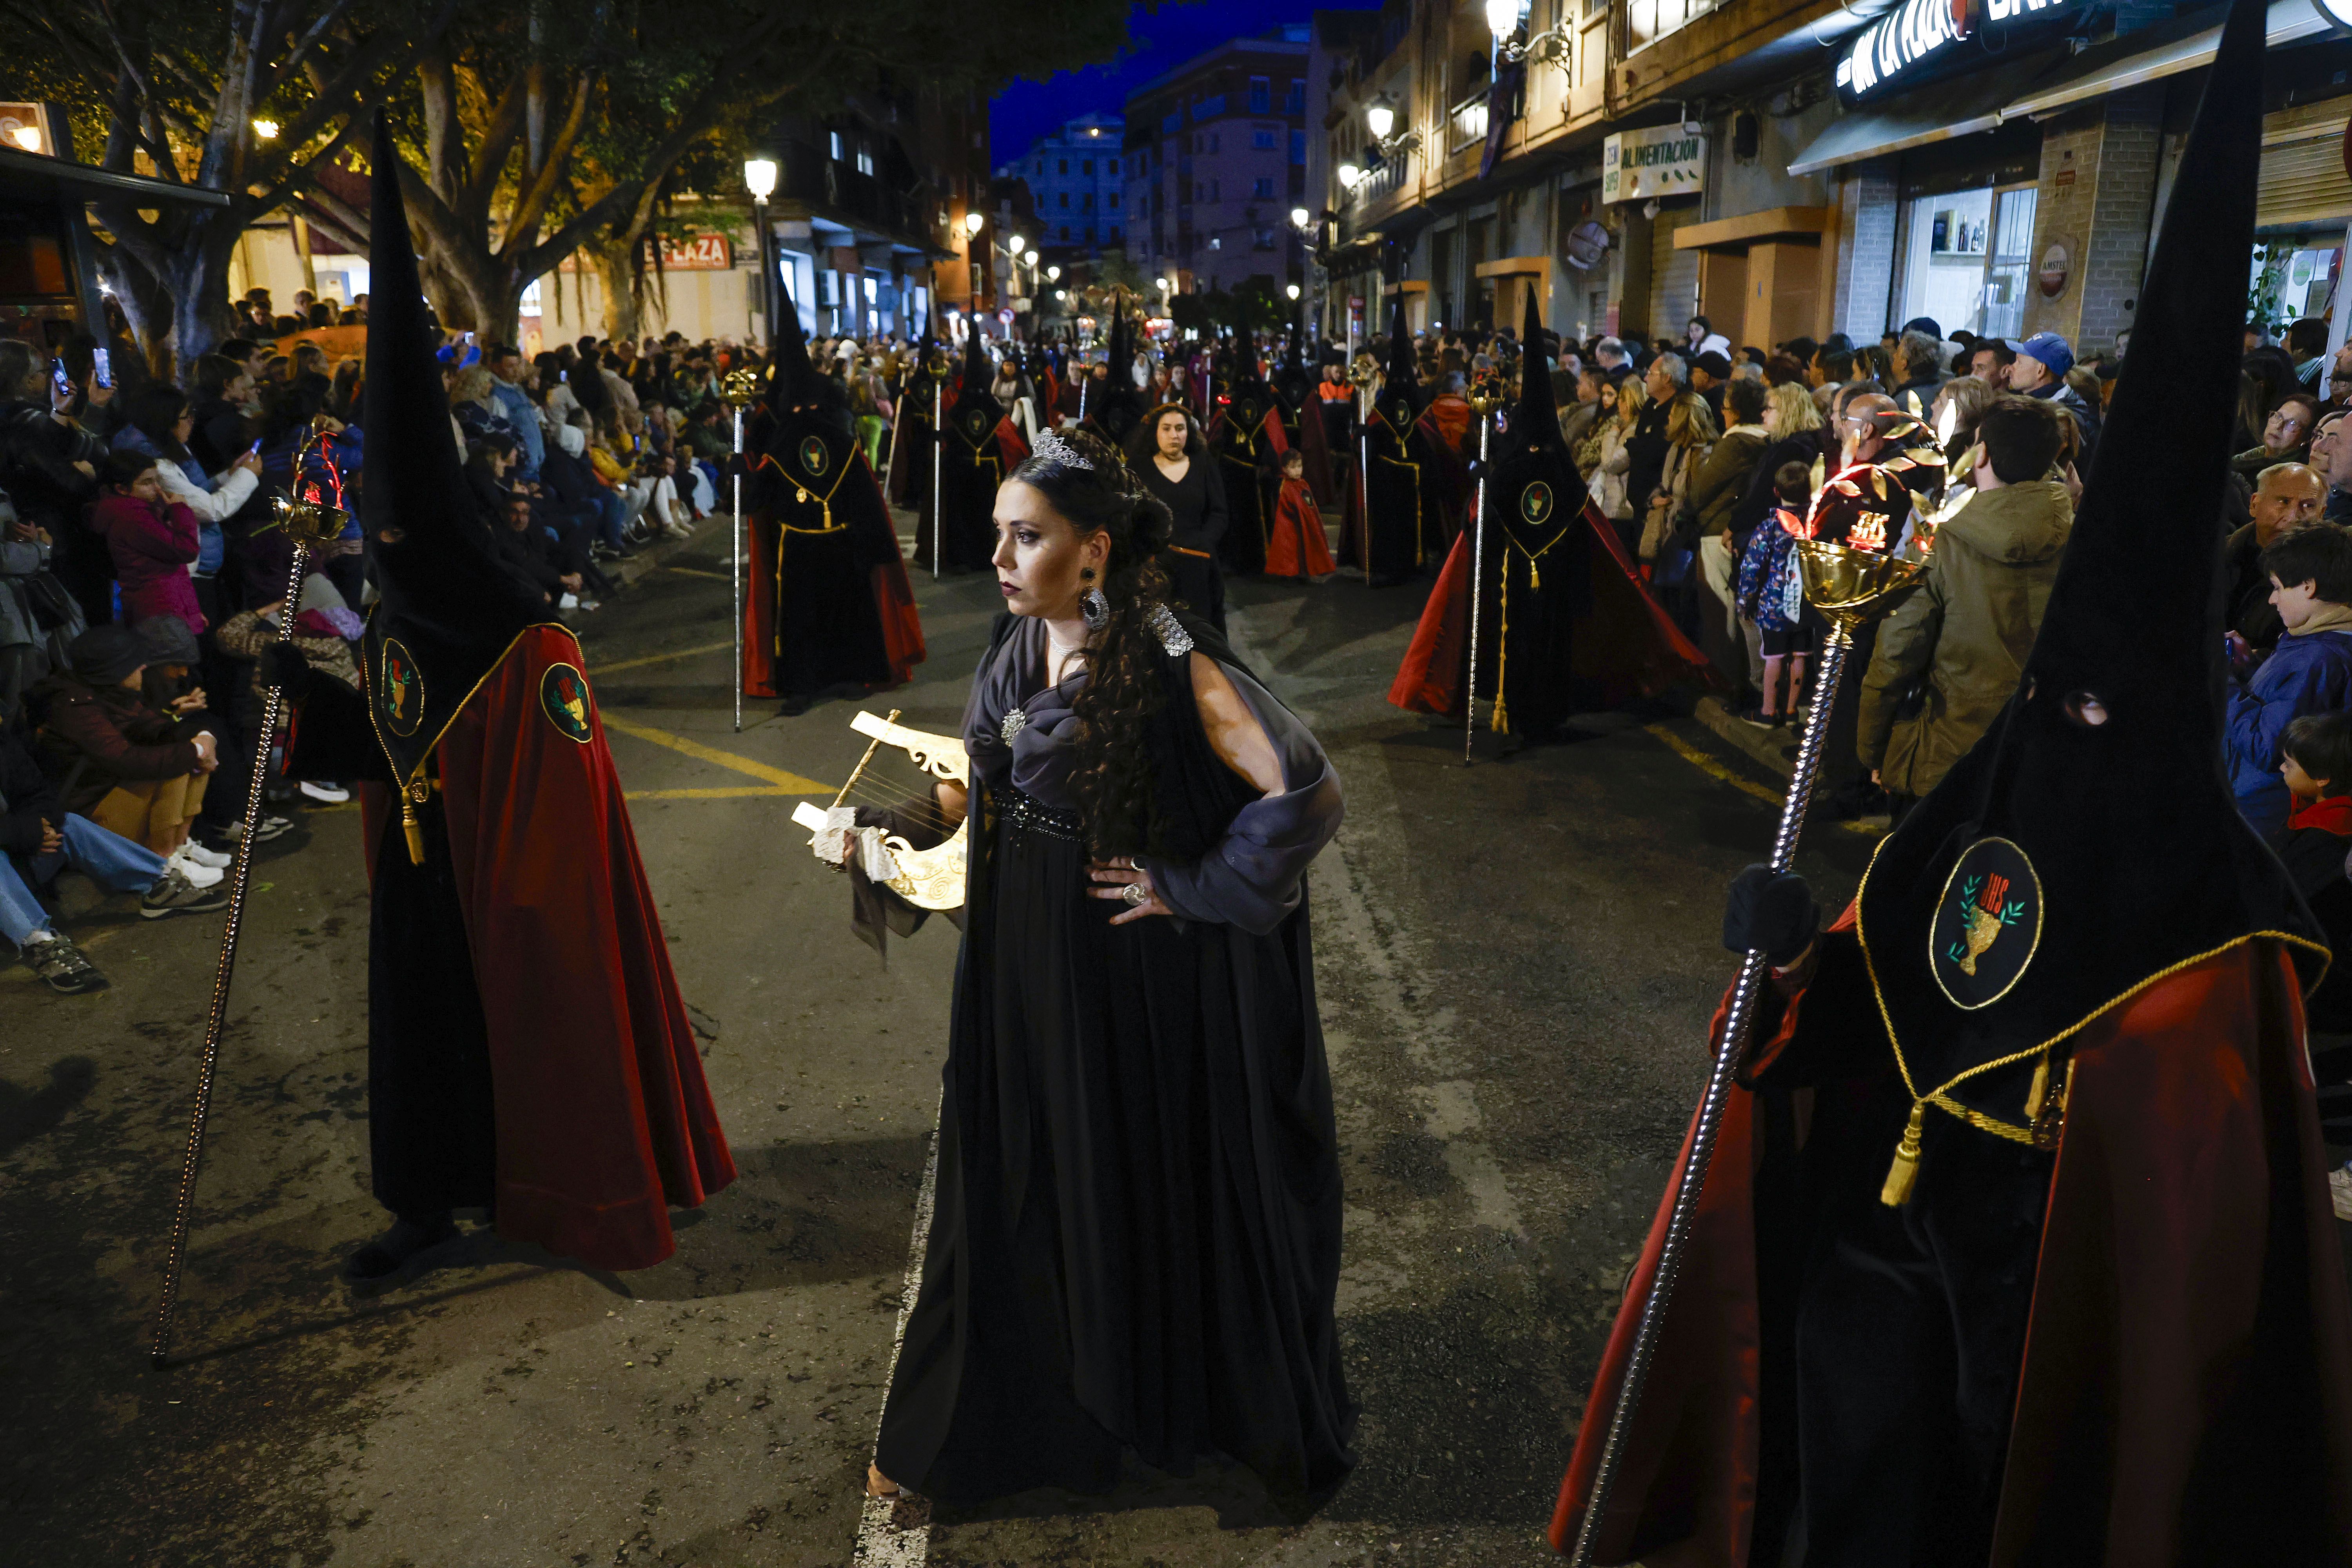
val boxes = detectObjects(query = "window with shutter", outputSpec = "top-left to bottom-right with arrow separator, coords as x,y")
2257,102 -> 2352,231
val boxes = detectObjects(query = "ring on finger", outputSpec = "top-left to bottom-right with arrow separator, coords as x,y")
1121,882 -> 1148,907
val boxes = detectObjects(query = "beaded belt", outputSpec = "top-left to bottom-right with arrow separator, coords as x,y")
999,785 -> 1084,843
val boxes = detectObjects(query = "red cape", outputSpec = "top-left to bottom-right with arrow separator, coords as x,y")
740,451 -> 925,699
1290,398 -> 1337,509
1265,475 -> 1336,578
1389,497 -> 1715,717
361,626 -> 736,1271
1549,918 -> 2352,1565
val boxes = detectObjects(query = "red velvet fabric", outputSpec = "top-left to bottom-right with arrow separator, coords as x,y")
1548,928 -> 2352,1566
1389,498 -> 1715,719
437,626 -> 737,1271
1265,476 -> 1336,578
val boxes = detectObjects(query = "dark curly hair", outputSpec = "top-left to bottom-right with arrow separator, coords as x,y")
1007,427 -> 1175,858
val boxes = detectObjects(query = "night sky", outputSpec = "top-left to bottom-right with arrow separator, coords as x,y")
988,0 -> 1383,168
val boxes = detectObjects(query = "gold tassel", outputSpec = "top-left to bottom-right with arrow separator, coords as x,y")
1880,1102 -> 1926,1206
1528,560 -> 1539,590
400,780 -> 429,866
2024,1054 -> 2051,1121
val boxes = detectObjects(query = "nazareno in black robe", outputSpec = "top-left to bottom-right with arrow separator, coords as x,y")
873,608 -> 1357,1506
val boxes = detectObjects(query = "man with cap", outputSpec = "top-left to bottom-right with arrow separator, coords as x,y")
916,332 -> 1027,573
1349,298 -> 1461,586
2007,330 -> 2100,469
741,285 -> 925,715
1390,292 -> 1714,742
265,117 -> 735,1289
1689,348 -> 1733,428
1550,5 -> 2352,1559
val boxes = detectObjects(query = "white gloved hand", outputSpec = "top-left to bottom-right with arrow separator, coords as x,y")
811,805 -> 858,865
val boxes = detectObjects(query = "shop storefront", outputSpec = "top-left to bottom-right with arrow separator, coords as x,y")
2249,95 -> 2352,340
1886,125 -> 2042,340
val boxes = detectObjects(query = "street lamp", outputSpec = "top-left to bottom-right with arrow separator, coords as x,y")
1286,283 -> 1301,301
1365,97 -> 1395,141
1487,0 -> 1573,65
1025,249 -> 1039,267
1290,206 -> 1310,229
252,118 -> 279,140
743,157 -> 779,347
1046,265 -> 1062,281
1008,232 -> 1024,254
1338,162 -> 1363,191
961,209 -> 984,321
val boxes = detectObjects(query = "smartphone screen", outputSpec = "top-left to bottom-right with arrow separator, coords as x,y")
50,358 -> 70,397
93,348 -> 112,389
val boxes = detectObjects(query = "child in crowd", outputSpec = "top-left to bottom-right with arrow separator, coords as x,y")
1733,460 -> 1817,729
2226,523 -> 2352,842
2278,708 -> 2352,1218
88,452 -> 204,637
1265,447 -> 1336,579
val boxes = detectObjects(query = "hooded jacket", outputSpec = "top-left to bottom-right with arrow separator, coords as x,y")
89,490 -> 206,634
2227,606 -> 2352,843
1856,479 -> 2072,797
27,670 -> 204,816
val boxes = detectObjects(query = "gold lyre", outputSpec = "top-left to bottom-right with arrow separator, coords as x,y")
792,710 -> 968,911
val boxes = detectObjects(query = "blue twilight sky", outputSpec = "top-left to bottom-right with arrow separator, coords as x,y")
988,0 -> 1383,169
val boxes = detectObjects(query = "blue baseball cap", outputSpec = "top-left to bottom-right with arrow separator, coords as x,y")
2016,332 -> 2074,378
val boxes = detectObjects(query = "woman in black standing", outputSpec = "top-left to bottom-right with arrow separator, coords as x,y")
856,426 -> 1354,1511
1124,401 -> 1230,631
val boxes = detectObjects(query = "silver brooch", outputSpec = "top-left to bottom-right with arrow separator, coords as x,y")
1000,708 -> 1028,744
1147,604 -> 1194,657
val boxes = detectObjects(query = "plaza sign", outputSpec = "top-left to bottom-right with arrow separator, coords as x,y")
1602,126 -> 1706,205
1835,0 -> 2091,106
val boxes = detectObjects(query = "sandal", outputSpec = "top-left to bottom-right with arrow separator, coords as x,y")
866,1462 -> 900,1499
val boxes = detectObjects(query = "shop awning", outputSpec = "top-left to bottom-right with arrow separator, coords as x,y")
1786,57 -> 2063,178
1999,0 -> 2328,121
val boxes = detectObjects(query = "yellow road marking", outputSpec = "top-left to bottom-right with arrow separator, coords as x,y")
590,639 -> 735,674
665,566 -> 732,581
1643,722 -> 1783,808
624,786 -> 804,800
599,714 -> 832,793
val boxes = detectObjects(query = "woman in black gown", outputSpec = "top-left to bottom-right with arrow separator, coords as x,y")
1124,401 -> 1230,631
858,426 -> 1355,1509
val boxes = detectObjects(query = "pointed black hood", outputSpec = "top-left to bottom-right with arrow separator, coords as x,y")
1511,288 -> 1560,456
1369,292 -> 1423,440
1273,321 -> 1313,413
752,280 -> 858,503
765,279 -> 821,411
359,113 -> 547,785
960,325 -> 993,397
1852,0 -> 2323,1115
945,327 -> 1005,454
1087,289 -> 1145,448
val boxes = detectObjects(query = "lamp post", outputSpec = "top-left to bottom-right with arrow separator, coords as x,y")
1485,0 -> 1574,66
744,156 -> 779,347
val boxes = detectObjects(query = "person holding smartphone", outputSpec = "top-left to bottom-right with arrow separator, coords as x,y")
0,339 -> 109,621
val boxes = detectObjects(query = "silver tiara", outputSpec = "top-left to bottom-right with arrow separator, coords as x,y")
1029,427 -> 1094,473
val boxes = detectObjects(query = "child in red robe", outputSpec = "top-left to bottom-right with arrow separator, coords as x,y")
1263,449 -> 1335,579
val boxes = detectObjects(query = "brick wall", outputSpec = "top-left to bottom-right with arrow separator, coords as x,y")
1834,161 -> 1897,342
2022,87 -> 2161,359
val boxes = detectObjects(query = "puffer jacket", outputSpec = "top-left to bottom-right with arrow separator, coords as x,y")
26,669 -> 203,816
1688,424 -> 1767,541
1857,478 -> 2073,798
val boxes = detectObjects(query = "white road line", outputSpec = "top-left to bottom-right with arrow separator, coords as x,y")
851,1094 -> 940,1567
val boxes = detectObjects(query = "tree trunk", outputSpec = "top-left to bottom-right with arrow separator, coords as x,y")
158,221 -> 248,378
587,235 -> 654,344
416,239 -> 528,348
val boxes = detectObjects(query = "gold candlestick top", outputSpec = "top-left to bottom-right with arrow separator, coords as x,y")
719,367 -> 764,407
1795,539 -> 1925,631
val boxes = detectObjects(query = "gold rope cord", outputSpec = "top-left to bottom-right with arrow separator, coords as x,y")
754,451 -> 860,657
1374,455 -> 1425,566
1849,831 -> 2332,1198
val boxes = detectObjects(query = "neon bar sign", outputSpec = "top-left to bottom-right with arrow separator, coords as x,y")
1835,0 -> 2087,105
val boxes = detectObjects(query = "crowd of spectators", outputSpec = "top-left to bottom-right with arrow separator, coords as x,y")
0,303 -> 767,996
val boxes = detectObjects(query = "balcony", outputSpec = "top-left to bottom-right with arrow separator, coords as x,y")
1447,88 -> 1490,156
1348,154 -> 1406,208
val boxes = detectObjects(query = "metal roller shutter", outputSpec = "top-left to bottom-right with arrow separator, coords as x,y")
2257,99 -> 2352,232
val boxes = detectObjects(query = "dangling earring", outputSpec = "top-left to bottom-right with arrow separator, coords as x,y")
1079,566 -> 1110,631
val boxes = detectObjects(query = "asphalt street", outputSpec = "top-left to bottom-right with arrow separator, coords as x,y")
2,512 -> 1901,1568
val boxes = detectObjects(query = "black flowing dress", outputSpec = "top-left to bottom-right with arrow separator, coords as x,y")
875,610 -> 1356,1507
1137,456 -> 1230,632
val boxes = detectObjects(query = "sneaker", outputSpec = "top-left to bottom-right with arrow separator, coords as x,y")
141,867 -> 231,919
179,840 -> 232,870
558,592 -> 580,610
2331,1165 -> 2352,1225
24,933 -> 107,994
164,844 -> 225,888
299,780 -> 352,805
1736,706 -> 1782,730
222,813 -> 295,846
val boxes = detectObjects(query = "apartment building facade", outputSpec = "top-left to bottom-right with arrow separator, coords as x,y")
1005,113 -> 1129,254
1124,27 -> 1316,301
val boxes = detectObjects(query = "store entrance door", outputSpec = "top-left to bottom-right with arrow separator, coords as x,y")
1894,182 -> 2037,341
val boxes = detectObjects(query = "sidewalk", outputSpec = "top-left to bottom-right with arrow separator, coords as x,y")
1691,694 -> 1894,837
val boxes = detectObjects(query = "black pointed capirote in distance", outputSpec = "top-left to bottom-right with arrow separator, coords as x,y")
960,319 -> 993,396
1853,0 -> 2323,1096
1382,292 -> 1422,414
1514,286 -> 1560,452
